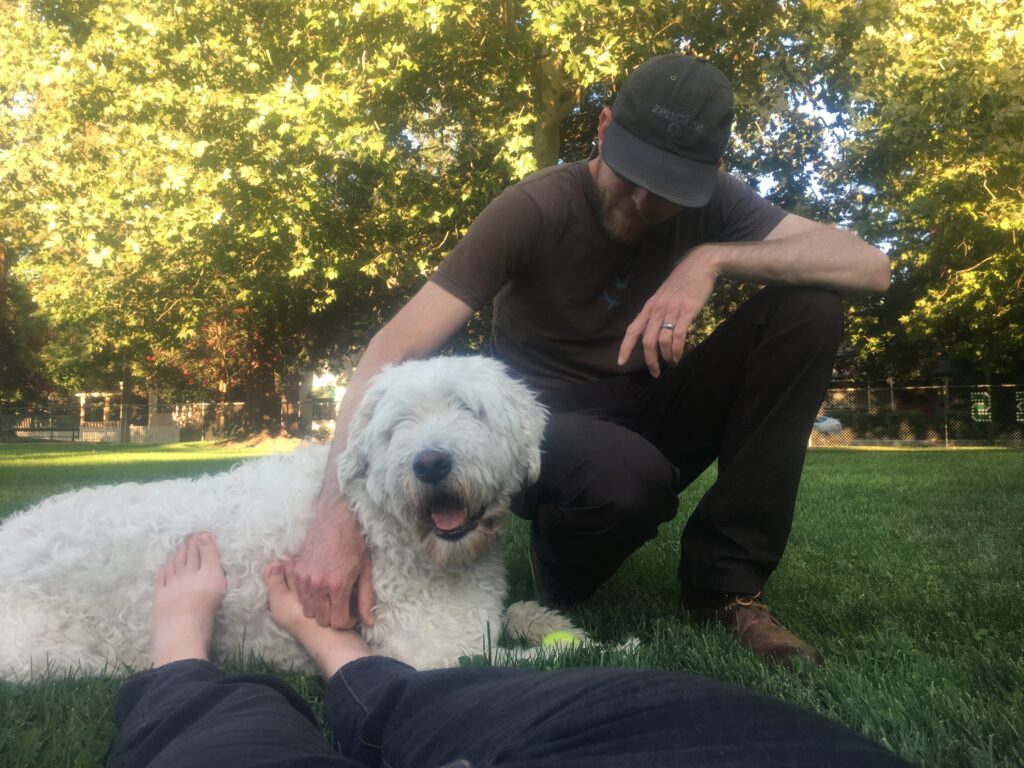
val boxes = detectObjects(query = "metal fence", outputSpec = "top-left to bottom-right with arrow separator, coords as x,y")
811,383 -> 1023,448
0,409 -> 83,441
1,399 -> 342,444
4,385 -> 1021,447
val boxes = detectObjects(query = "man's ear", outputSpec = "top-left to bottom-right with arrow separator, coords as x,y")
596,106 -> 613,152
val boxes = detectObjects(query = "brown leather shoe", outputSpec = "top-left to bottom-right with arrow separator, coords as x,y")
681,586 -> 824,669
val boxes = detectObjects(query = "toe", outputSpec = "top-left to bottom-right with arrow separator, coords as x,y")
172,541 -> 189,575
282,560 -> 298,592
194,532 -> 220,571
184,535 -> 202,572
263,561 -> 286,593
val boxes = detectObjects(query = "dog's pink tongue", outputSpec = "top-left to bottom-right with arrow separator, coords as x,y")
431,502 -> 468,531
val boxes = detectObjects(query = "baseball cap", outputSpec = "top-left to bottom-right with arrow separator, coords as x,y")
601,55 -> 734,207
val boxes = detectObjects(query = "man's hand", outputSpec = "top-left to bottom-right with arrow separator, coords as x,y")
289,283 -> 472,629
293,493 -> 375,629
618,247 -> 720,376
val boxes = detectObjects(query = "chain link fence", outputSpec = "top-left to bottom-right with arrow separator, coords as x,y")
811,383 -> 1023,448
4,386 -> 1021,447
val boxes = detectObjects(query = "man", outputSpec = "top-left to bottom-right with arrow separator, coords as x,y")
294,55 -> 890,667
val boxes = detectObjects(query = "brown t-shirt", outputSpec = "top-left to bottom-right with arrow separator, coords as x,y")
430,160 -> 786,391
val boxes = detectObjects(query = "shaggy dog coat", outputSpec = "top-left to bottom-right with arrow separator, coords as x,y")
0,357 -> 577,679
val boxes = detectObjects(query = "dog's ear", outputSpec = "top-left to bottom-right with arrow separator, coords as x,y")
521,399 -> 546,486
336,381 -> 385,490
478,359 -> 547,486
505,378 -> 547,487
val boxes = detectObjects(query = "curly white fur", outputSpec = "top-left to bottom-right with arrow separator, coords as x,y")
0,356 -> 580,680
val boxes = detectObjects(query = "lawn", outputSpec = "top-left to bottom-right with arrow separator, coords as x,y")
1,442 -> 1022,767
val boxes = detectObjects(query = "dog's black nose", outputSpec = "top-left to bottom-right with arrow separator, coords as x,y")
413,449 -> 452,484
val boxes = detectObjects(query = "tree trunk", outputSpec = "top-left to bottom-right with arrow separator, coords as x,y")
119,357 -> 131,444
532,56 -> 580,168
147,387 -> 158,428
280,370 -> 313,437
0,242 -> 7,302
243,332 -> 281,436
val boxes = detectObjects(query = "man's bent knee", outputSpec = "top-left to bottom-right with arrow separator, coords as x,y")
552,455 -> 679,536
773,287 -> 843,333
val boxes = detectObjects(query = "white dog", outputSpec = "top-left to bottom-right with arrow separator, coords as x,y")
0,356 -> 580,680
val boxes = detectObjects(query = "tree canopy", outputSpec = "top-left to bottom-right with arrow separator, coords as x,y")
1,0 -> 1020,424
838,0 -> 1023,378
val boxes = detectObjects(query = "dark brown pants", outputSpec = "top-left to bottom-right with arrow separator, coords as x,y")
517,287 -> 844,602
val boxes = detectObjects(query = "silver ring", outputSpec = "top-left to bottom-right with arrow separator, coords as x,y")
661,322 -> 675,331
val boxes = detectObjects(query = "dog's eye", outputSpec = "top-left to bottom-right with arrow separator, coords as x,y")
452,397 -> 483,419
386,417 -> 418,438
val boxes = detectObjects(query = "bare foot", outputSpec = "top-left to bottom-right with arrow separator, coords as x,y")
264,560 -> 371,679
149,532 -> 228,667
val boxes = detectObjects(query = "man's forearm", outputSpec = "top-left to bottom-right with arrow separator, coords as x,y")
700,224 -> 890,295
297,281 -> 472,627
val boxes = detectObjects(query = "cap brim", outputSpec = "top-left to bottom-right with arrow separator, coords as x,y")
602,120 -> 718,207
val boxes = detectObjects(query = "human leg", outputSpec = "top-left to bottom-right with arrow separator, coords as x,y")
109,535 -> 354,768
326,659 -> 915,768
109,661 -> 354,768
635,286 -> 844,593
525,410 -> 681,604
264,554 -> 913,768
147,532 -> 226,667
634,287 -> 843,665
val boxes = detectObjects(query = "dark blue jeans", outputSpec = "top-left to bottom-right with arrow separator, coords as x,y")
108,657 -> 913,768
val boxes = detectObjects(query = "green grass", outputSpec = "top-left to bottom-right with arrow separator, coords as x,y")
1,443 -> 1022,767
0,441 -> 287,514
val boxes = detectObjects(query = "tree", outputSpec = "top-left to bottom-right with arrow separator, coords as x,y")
0,244 -> 52,404
2,1 -> 407,429
836,0 -> 1024,379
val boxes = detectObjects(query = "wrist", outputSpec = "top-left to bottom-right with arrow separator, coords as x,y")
693,243 -> 725,281
317,480 -> 343,511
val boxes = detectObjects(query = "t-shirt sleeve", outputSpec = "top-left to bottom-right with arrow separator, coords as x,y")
703,172 -> 788,242
429,186 -> 543,311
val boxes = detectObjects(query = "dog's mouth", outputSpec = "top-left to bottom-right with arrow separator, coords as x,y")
425,493 -> 485,541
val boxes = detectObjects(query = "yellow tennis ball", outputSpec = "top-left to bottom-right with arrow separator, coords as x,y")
542,630 -> 581,647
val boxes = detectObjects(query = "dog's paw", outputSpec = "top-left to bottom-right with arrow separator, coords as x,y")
501,600 -> 587,646
613,636 -> 641,653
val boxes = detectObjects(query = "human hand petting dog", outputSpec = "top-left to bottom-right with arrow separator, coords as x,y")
294,487 -> 375,630
618,247 -> 719,377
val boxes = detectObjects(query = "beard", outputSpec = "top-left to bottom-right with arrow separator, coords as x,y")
598,186 -> 669,244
